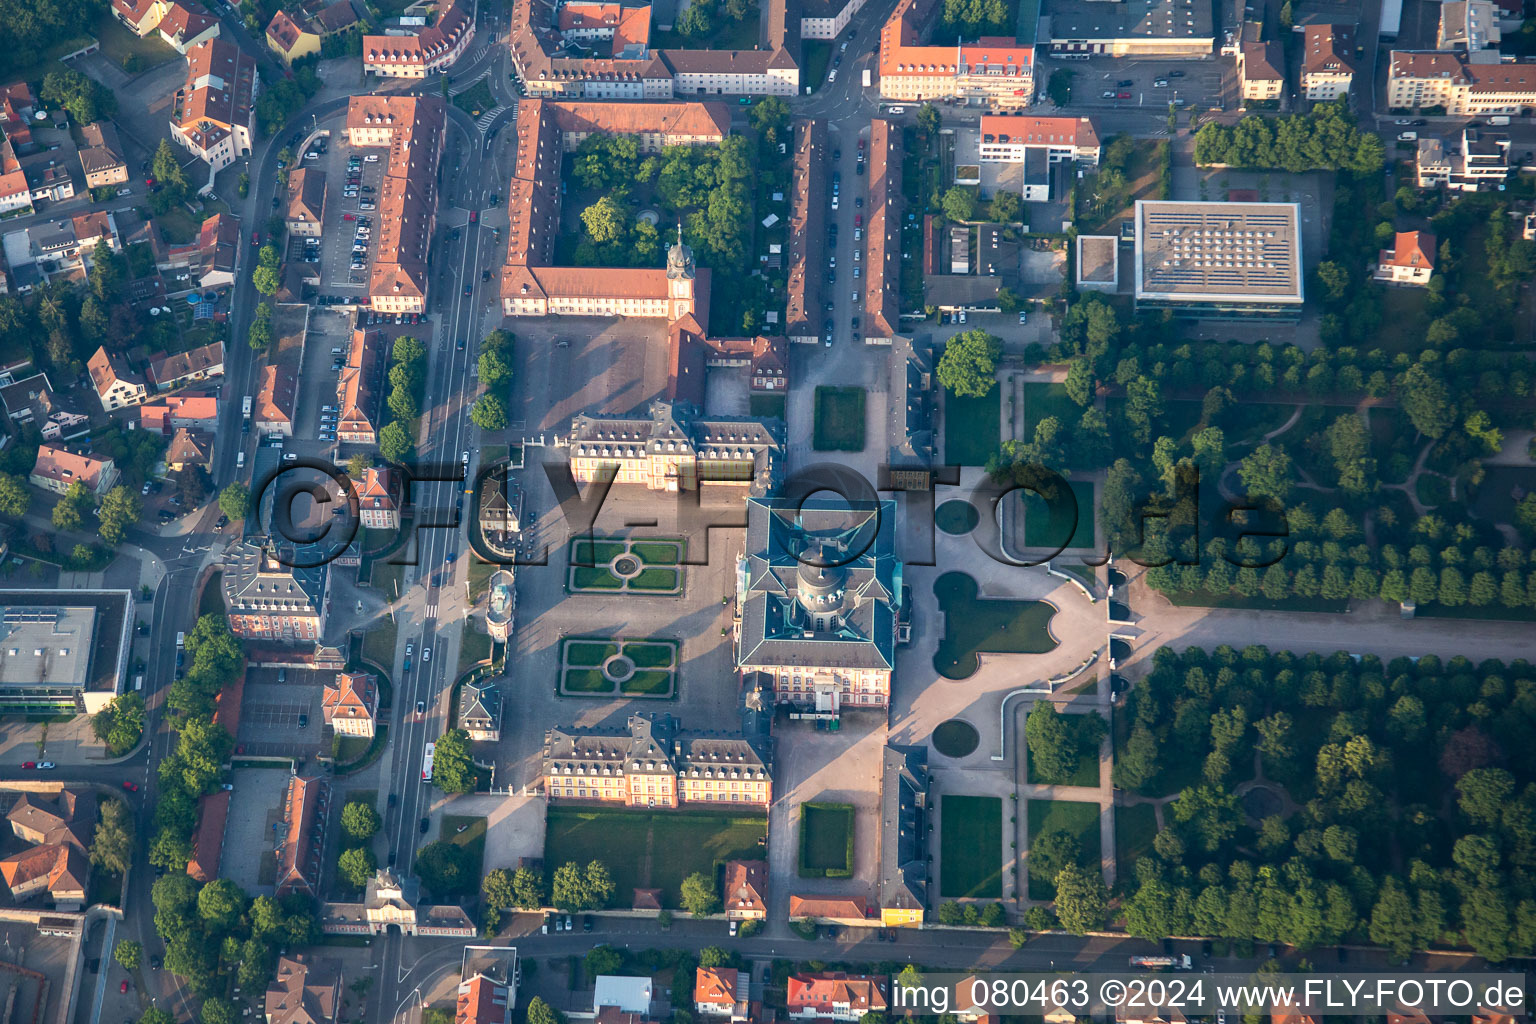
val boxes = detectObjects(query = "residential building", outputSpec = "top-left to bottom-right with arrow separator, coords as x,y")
320,869 -> 477,936
540,711 -> 773,808
595,976 -> 654,1016
1438,0 -> 1500,50
363,0 -> 476,76
357,466 -> 399,529
722,859 -> 767,920
286,168 -> 326,237
111,0 -> 220,51
786,119 -> 827,344
170,39 -> 259,174
1374,229 -> 1436,286
1301,24 -> 1356,100
255,364 -> 297,436
458,681 -> 502,741
878,0 -> 1034,106
265,954 -> 341,1024
337,328 -> 385,443
736,496 -> 902,713
0,141 -> 31,215
801,0 -> 867,38
77,122 -> 129,188
1133,200 -> 1303,318
267,10 -> 322,63
566,400 -> 782,494
160,211 -> 241,290
165,427 -> 214,472
30,445 -> 118,497
344,96 -> 445,313
148,340 -> 224,391
274,774 -> 329,899
864,118 -> 903,340
1456,127 -> 1513,189
1388,50 -> 1536,116
879,744 -> 929,926
322,670 -> 378,737
0,790 -> 94,908
786,974 -> 889,1022
1417,136 -> 1454,188
1238,40 -> 1284,101
787,894 -> 868,924
0,84 -> 34,129
458,949 -> 518,1024
977,114 -> 1101,164
222,539 -> 330,642
695,967 -> 747,1021
139,392 -> 219,434
0,373 -> 89,441
1271,995 -> 1320,1024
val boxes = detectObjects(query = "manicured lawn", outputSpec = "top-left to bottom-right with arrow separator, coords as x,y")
944,391 -> 1001,467
1026,799 -> 1101,900
633,541 -> 683,564
440,814 -> 487,894
631,568 -> 679,590
1022,382 -> 1077,440
1115,803 -> 1159,868
932,572 -> 1058,680
939,795 -> 1002,898
563,669 -> 613,692
625,643 -> 675,669
802,41 -> 833,90
544,807 -> 768,908
571,566 -> 623,589
566,642 -> 618,665
94,11 -> 179,68
457,627 -> 493,676
370,559 -> 405,598
571,540 -> 626,565
620,670 -> 673,694
813,386 -> 866,451
360,615 -> 398,671
799,803 -> 854,876
1020,480 -> 1095,549
749,394 -> 787,420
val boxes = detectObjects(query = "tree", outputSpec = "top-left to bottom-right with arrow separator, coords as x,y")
990,190 -> 1023,223
414,840 -> 475,898
200,997 -> 237,1024
1053,863 -> 1108,933
338,846 -> 377,889
749,96 -> 791,144
1025,701 -> 1077,783
585,860 -> 615,908
141,1011 -> 176,1024
478,348 -> 512,387
482,868 -> 518,911
551,861 -> 587,911
97,485 -> 141,545
470,394 -> 508,430
586,944 -> 623,977
527,998 -> 563,1024
341,801 -> 381,844
379,420 -> 413,463
582,195 -> 631,246
41,69 -> 114,125
1064,359 -> 1094,407
115,940 -> 143,971
916,102 -> 941,137
937,330 -> 1002,398
0,473 -> 29,517
1398,363 -> 1454,439
52,491 -> 84,531
680,872 -> 720,916
432,728 -> 476,794
1237,444 -> 1293,503
219,483 -> 251,523
248,301 -> 273,351
511,866 -> 545,908
197,878 -> 248,933
941,186 -> 976,222
252,264 -> 280,297
698,946 -> 732,968
91,796 -> 134,875
92,692 -> 145,756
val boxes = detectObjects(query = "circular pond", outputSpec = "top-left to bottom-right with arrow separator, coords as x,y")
610,554 -> 642,579
935,499 -> 980,535
601,654 -> 636,684
932,719 -> 980,758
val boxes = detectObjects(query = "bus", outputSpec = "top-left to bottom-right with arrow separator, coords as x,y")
422,742 -> 435,782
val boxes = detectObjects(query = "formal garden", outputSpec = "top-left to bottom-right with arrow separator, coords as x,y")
932,572 -> 1058,679
568,537 -> 685,595
797,802 -> 855,879
559,638 -> 679,698
939,794 -> 1002,899
1026,799 -> 1102,900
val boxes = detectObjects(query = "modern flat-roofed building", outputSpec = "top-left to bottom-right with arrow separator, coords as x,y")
1133,200 -> 1303,319
0,592 -> 133,713
1041,0 -> 1214,58
1077,235 -> 1119,291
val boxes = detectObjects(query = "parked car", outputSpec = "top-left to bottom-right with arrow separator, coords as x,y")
420,817 -> 430,834
20,762 -> 34,769
37,762 -> 54,770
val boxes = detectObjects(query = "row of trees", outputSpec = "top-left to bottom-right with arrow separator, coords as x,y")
1115,646 -> 1536,960
149,871 -> 317,1000
1192,103 -> 1384,174
935,0 -> 1013,39
336,799 -> 381,891
470,328 -> 515,430
380,336 -> 426,463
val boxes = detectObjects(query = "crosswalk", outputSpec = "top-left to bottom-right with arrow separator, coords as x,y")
426,602 -> 439,619
450,69 -> 490,97
476,104 -> 511,132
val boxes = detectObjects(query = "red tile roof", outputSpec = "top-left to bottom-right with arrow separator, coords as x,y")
695,967 -> 739,1006
188,790 -> 231,882
787,974 -> 888,1016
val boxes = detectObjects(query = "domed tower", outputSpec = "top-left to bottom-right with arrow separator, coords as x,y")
666,224 -> 696,322
795,541 -> 848,633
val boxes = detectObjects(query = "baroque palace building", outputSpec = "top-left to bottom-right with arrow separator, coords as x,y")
540,712 -> 773,809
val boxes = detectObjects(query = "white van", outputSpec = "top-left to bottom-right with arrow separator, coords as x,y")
237,451 -> 246,468
134,675 -> 143,691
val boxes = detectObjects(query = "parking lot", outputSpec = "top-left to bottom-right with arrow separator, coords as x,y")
1053,59 -> 1230,113
292,131 -> 386,293
221,765 -> 297,896
236,668 -> 329,759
